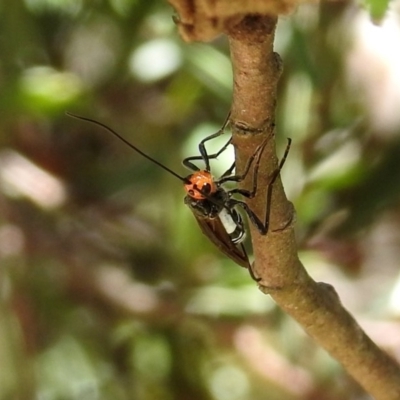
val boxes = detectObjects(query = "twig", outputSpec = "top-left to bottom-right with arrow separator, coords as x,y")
168,0 -> 400,396
226,14 -> 400,400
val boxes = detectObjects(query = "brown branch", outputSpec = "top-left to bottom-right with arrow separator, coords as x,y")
168,0 -> 299,42
226,14 -> 400,400
168,0 -> 400,397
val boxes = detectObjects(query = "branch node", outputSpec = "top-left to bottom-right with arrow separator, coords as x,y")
271,201 -> 296,233
257,283 -> 283,294
317,282 -> 342,305
232,121 -> 263,135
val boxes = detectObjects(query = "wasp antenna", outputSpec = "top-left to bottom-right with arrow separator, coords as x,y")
66,112 -> 188,182
278,138 -> 292,171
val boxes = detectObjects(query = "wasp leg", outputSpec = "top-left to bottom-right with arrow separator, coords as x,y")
182,112 -> 231,171
227,198 -> 269,234
227,137 -> 291,198
182,137 -> 232,172
198,111 -> 231,171
247,260 -> 261,282
226,138 -> 292,235
220,161 -> 236,178
217,133 -> 272,186
235,236 -> 260,282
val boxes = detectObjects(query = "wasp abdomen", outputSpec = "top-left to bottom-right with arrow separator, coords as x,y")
218,208 -> 246,244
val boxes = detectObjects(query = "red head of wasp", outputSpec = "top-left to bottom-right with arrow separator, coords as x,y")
67,112 -> 291,281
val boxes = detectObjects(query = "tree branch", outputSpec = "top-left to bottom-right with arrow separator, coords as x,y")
168,0 -> 400,397
168,0 -> 297,42
226,14 -> 400,400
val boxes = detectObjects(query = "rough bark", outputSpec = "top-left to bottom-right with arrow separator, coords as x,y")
168,1 -> 400,399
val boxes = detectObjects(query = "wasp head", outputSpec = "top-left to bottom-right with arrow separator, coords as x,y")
184,170 -> 217,200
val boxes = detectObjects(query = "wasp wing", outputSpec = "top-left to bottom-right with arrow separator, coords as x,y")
190,212 -> 250,270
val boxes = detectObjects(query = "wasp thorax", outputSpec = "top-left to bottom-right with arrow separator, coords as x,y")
184,170 -> 217,200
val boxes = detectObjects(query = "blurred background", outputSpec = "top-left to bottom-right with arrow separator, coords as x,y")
1,0 -> 400,399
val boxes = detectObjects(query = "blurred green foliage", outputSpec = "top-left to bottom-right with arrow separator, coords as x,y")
363,0 -> 391,21
1,1 -> 400,400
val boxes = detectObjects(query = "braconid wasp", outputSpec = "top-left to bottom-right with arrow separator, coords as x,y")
67,112 -> 291,281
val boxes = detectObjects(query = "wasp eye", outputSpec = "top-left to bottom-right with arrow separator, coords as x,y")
201,183 -> 211,195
